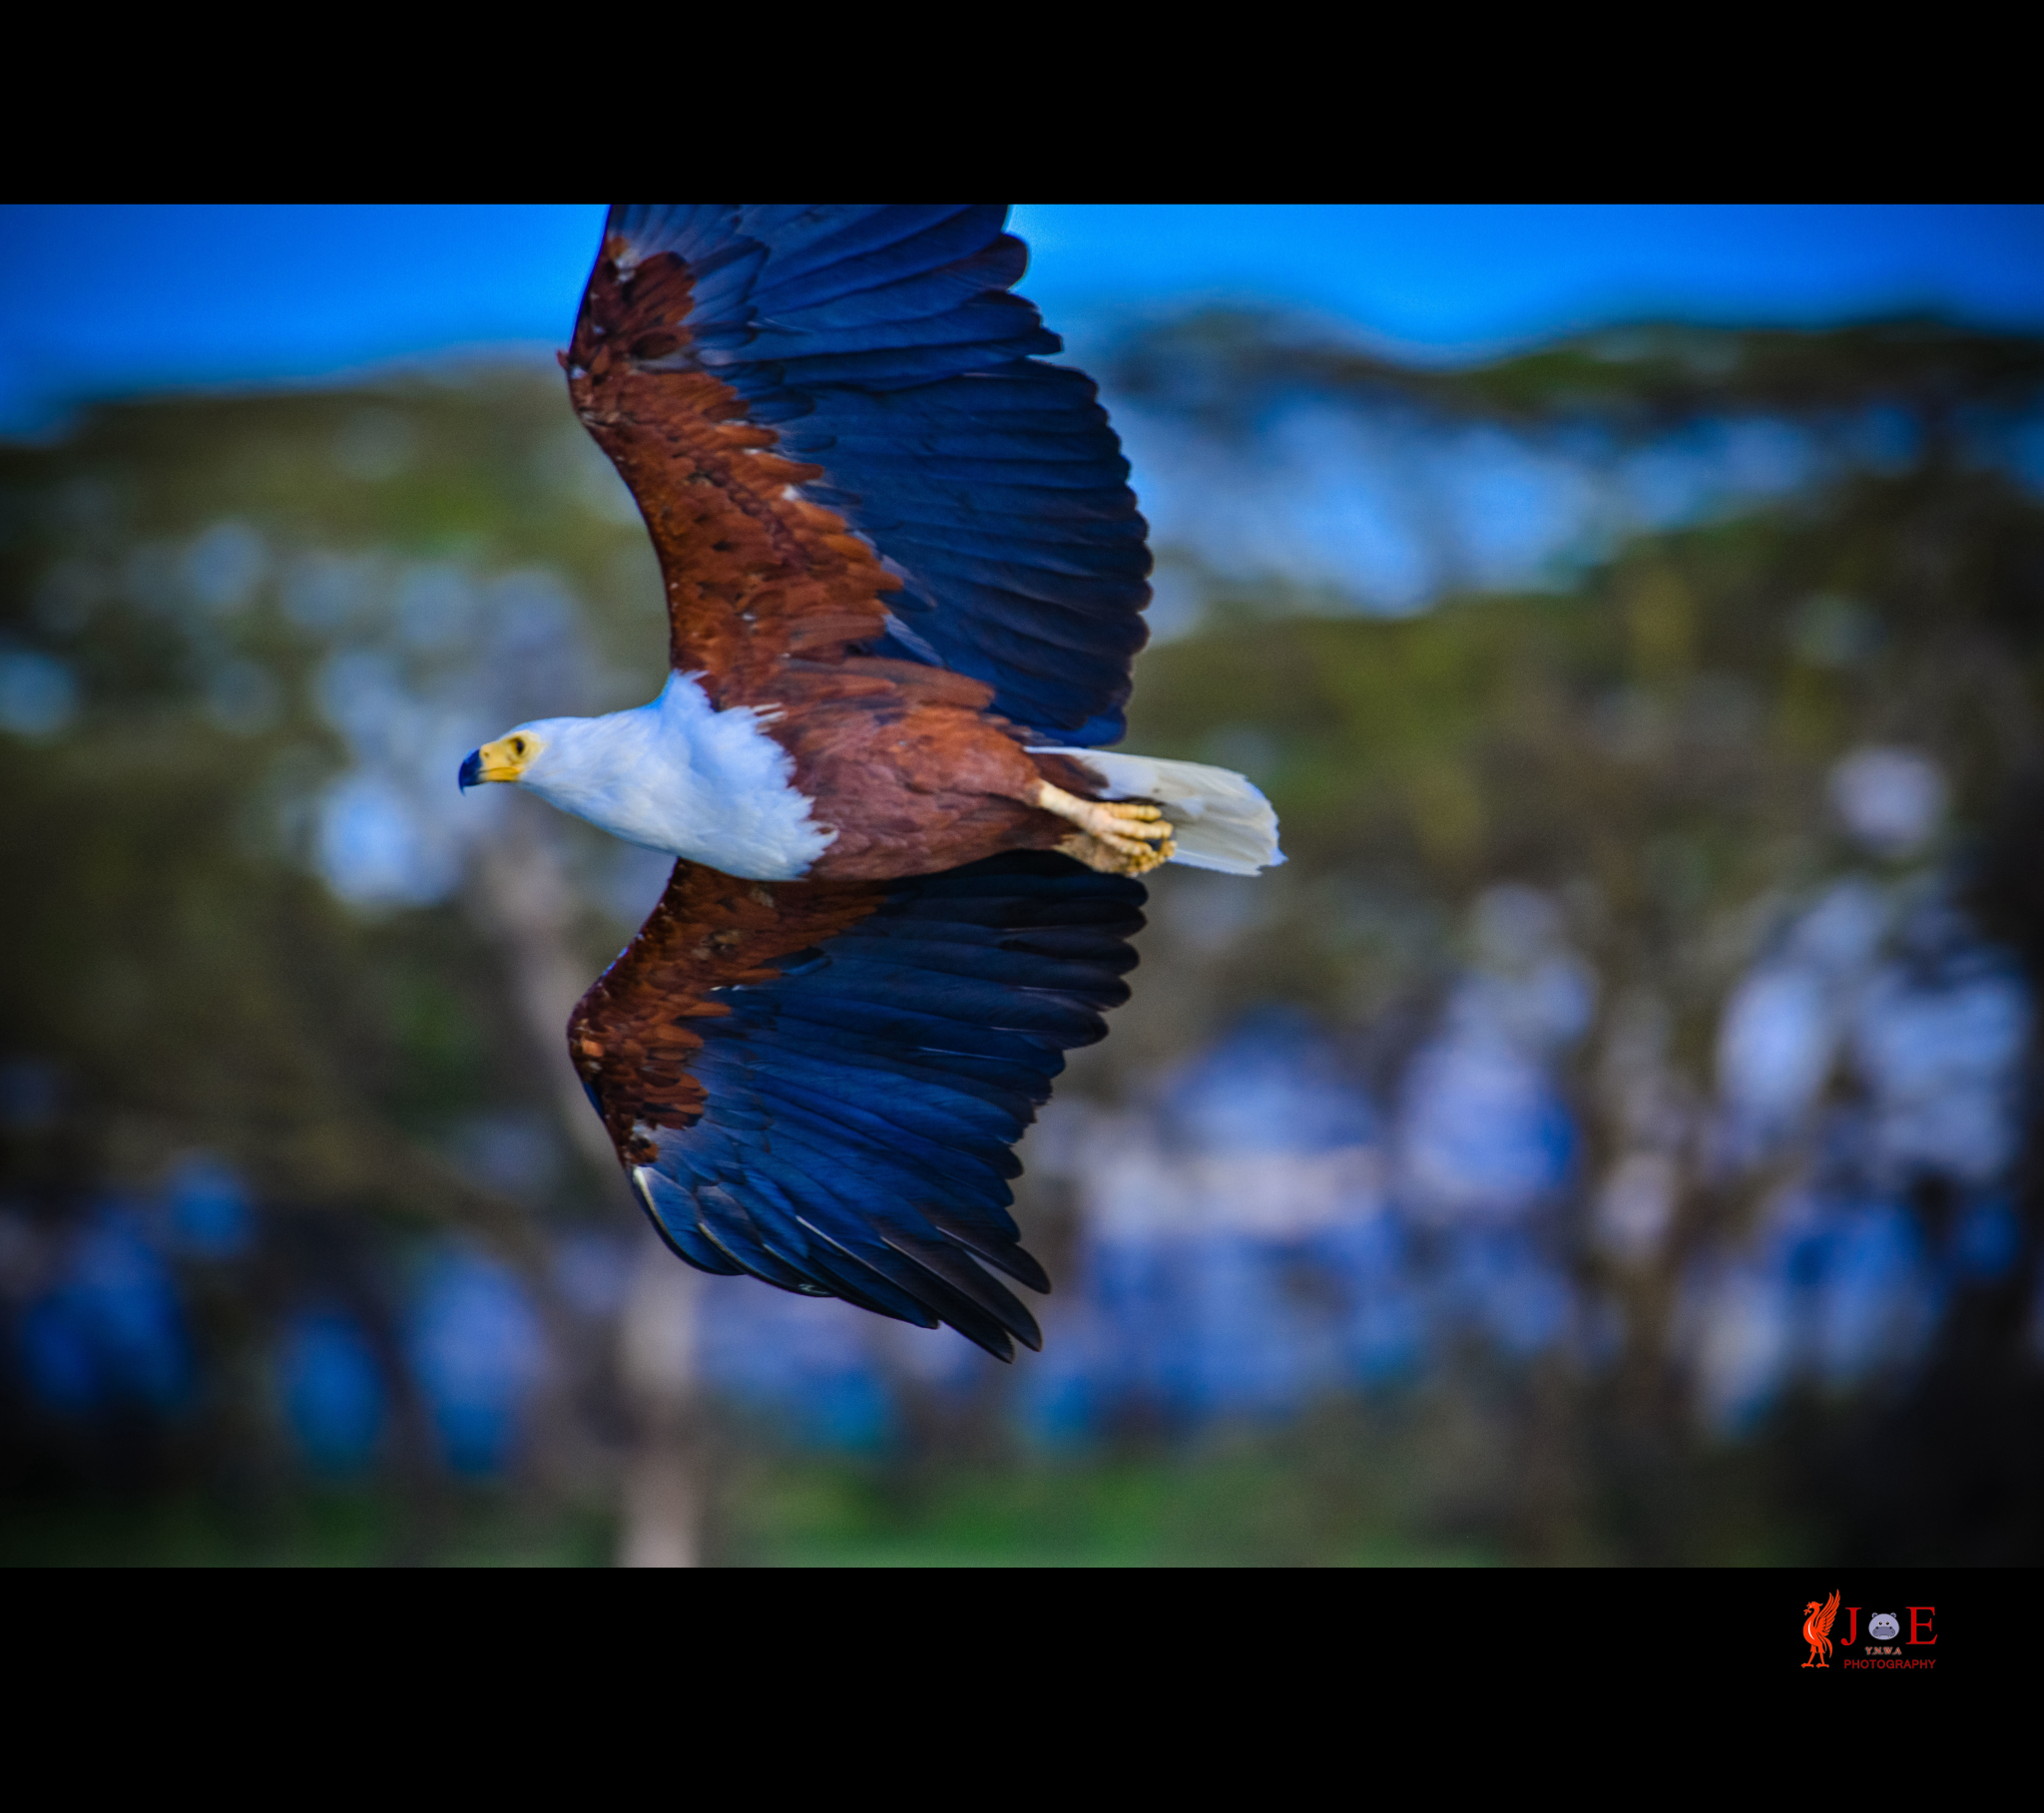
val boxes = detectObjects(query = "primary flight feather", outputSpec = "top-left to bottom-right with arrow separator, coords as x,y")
459,205 -> 1282,1358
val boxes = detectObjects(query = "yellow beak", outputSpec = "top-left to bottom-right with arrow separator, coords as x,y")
458,736 -> 534,789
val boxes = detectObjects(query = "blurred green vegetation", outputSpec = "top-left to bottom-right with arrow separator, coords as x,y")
0,1483 -> 612,1568
0,375 -> 664,1231
1124,470 -> 2037,976
0,1388 -> 1812,1566
6,315 -> 2044,1565
1112,308 -> 2044,440
0,1443 -> 1497,1569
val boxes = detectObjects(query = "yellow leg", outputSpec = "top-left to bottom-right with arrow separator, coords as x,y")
1035,781 -> 1175,876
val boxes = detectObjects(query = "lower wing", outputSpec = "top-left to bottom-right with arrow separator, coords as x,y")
570,852 -> 1146,1358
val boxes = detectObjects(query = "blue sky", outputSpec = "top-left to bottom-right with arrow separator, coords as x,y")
2,204 -> 2041,433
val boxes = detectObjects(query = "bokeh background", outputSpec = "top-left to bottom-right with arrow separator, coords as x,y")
5,204 -> 2044,1566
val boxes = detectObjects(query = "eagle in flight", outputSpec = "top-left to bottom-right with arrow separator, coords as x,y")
460,205 -> 1281,1358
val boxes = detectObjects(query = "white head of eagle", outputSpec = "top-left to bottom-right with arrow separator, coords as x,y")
459,670 -> 834,882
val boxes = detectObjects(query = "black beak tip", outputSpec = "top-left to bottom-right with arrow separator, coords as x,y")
458,749 -> 483,793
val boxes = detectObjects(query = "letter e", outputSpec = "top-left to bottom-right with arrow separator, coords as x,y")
1907,1606 -> 1936,1644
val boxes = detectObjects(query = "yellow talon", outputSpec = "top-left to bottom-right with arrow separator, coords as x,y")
1055,830 -> 1176,876
1035,782 -> 1174,870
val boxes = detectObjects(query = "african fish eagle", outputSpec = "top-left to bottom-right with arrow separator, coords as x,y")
459,205 -> 1282,1358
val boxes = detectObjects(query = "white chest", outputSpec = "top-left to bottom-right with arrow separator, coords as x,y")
519,674 -> 834,880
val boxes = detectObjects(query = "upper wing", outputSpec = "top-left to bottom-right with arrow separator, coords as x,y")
1817,1590 -> 1840,1636
569,852 -> 1146,1358
568,204 -> 1153,743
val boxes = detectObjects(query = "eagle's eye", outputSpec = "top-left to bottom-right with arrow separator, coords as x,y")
510,736 -> 528,757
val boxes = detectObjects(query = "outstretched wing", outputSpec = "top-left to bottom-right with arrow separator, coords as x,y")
568,204 -> 1152,743
1816,1589 -> 1840,1637
570,853 -> 1146,1359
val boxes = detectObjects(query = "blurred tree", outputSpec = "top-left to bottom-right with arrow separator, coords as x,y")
0,371 -> 675,1553
6,312 -> 2042,1565
1103,309 -> 2044,1561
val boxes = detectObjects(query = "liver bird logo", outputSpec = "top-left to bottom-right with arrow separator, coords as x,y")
1801,1590 -> 1841,1666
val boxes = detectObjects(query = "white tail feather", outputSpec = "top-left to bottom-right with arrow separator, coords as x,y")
1029,747 -> 1284,876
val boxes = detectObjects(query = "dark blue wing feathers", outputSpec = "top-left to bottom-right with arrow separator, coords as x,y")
627,854 -> 1145,1359
763,243 -> 1031,331
741,205 -> 992,286
604,203 -> 1151,743
586,208 -> 1159,1352
744,207 -> 1013,306
719,1021 -> 1047,1115
798,471 -> 1132,522
637,1169 -> 746,1275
